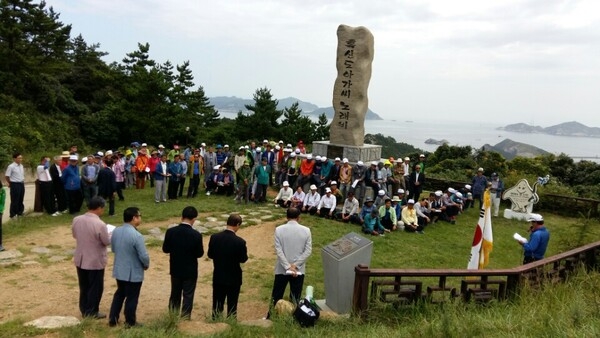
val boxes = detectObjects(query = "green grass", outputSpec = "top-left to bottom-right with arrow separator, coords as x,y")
2,186 -> 600,337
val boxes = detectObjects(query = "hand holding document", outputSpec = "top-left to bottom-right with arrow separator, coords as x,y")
513,233 -> 528,244
351,179 -> 359,189
286,270 -> 303,276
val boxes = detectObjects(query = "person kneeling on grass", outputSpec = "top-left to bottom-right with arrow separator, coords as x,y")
362,209 -> 388,236
274,181 -> 293,208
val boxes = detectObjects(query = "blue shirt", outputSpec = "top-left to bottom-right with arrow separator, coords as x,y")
523,226 -> 550,260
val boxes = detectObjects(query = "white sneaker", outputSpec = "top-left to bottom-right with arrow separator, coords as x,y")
51,211 -> 61,216
206,192 -> 211,196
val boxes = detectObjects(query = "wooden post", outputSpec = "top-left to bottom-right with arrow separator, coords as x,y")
352,264 -> 370,318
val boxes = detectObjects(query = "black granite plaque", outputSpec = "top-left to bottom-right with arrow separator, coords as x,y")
327,145 -> 344,159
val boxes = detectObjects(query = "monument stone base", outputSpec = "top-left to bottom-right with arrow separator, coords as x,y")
503,209 -> 529,221
313,141 -> 382,163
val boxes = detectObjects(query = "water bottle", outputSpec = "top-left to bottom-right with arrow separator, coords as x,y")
305,285 -> 314,301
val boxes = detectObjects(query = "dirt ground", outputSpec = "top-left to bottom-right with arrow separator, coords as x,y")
0,215 -> 282,325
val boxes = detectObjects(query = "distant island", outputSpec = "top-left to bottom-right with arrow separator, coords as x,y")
482,139 -> 549,160
209,96 -> 383,120
497,121 -> 600,138
424,138 -> 449,145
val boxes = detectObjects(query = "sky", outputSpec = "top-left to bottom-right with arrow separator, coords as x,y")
46,0 -> 600,127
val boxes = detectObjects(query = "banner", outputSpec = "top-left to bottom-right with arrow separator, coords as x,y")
467,189 -> 493,269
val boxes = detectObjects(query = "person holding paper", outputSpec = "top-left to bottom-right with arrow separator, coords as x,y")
266,208 -> 312,319
518,213 -> 550,264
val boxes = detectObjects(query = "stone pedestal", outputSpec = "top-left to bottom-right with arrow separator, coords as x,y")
313,141 -> 381,164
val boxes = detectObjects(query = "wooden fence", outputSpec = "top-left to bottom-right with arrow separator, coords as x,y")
352,240 -> 600,318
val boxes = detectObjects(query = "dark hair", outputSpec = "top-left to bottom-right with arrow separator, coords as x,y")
123,207 -> 140,223
13,152 -> 21,159
104,158 -> 113,167
287,207 -> 301,219
182,206 -> 198,220
227,214 -> 242,227
87,196 -> 106,210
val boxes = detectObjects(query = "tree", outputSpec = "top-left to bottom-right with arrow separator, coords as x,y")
280,102 -> 313,144
312,113 -> 330,142
235,87 -> 282,141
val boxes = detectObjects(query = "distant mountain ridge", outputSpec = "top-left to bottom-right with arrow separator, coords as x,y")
498,121 -> 600,138
209,96 -> 383,120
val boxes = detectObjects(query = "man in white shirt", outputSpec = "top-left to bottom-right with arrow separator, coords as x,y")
265,208 -> 312,319
317,187 -> 337,218
37,156 -> 60,216
5,153 -> 25,219
302,184 -> 321,215
274,181 -> 293,208
336,191 -> 360,224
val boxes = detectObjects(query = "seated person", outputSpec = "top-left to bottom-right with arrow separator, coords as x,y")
205,165 -> 221,195
336,191 -> 360,224
328,181 -> 343,204
215,168 -> 234,196
443,188 -> 461,224
395,188 -> 408,206
460,184 -> 473,210
274,180 -> 293,208
452,191 -> 464,212
415,198 -> 431,228
311,156 -> 324,187
402,199 -> 424,234
374,189 -> 389,210
317,187 -> 336,219
290,185 -> 305,209
430,191 -> 447,223
391,196 -> 405,229
359,197 -> 376,225
362,209 -> 387,236
378,198 -> 398,231
296,154 -> 315,190
301,184 -> 320,215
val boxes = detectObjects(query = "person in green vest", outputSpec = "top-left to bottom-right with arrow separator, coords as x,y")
253,158 -> 271,203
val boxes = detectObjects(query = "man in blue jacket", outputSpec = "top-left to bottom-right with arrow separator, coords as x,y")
519,213 -> 550,264
108,207 -> 150,327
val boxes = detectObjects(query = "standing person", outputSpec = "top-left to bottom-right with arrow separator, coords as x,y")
111,152 -> 125,201
408,164 -> 425,202
147,150 -> 160,188
62,155 -> 83,215
177,154 -> 188,198
81,155 -> 100,205
187,152 -> 202,198
235,161 -> 252,204
167,155 -> 183,200
471,167 -> 488,210
162,206 -> 204,319
5,152 -> 25,219
97,158 -> 117,217
489,173 -> 505,217
253,158 -> 271,203
517,213 -> 550,264
0,181 -> 6,251
49,155 -> 68,213
108,207 -> 150,327
207,214 -> 248,319
266,208 -> 312,319
134,149 -> 149,189
154,154 -> 169,203
72,196 -> 110,319
338,158 -> 352,200
37,156 -> 59,216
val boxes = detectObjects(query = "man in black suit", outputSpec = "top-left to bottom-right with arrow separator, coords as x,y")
408,164 -> 425,202
49,155 -> 67,213
162,206 -> 204,319
208,214 -> 248,319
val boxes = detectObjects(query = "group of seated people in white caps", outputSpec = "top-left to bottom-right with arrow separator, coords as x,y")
272,174 -> 477,236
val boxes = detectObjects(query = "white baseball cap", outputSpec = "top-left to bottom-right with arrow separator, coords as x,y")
307,154 -> 313,160
321,157 -> 327,162
325,187 -> 332,193
357,161 -> 364,166
315,155 -> 321,161
342,158 -> 349,163
407,199 -> 415,204
456,192 -> 463,198
465,184 -> 472,190
69,155 -> 78,161
141,143 -> 147,147
527,213 -> 544,222
283,181 -> 290,187
371,161 -> 378,166
335,157 -> 341,161
310,184 -> 317,190
378,190 -> 385,196
330,181 -> 337,185
397,189 -> 405,194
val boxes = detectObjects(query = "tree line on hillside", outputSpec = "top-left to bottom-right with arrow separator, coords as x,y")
0,0 -> 329,166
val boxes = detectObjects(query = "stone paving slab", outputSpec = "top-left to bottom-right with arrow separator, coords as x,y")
24,316 -> 80,329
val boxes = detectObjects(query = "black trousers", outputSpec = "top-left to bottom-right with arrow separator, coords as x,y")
177,177 -> 186,197
116,181 -> 125,200
168,180 -> 179,199
52,181 -> 67,211
9,182 -> 25,217
187,174 -> 200,197
212,283 -> 241,319
76,267 -> 104,317
169,276 -> 197,318
267,274 -> 304,319
39,181 -> 56,214
66,189 -> 83,214
109,279 -> 142,326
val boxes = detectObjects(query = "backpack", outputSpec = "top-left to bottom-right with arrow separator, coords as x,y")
293,298 -> 320,327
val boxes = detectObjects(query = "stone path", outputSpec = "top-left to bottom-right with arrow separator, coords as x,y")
0,206 -> 282,329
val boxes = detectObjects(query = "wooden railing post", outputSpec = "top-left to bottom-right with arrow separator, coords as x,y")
353,264 -> 370,318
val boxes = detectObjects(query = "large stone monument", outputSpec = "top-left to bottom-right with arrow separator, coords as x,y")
502,178 -> 540,220
312,24 -> 381,163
